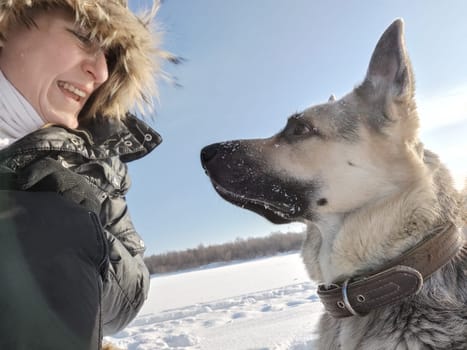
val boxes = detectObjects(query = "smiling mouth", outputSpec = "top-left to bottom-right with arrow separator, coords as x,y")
57,81 -> 87,102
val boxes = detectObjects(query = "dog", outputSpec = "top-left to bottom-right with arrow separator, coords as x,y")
201,19 -> 466,349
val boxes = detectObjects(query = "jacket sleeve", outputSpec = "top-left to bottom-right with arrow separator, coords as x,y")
98,173 -> 150,335
101,227 -> 149,335
66,154 -> 150,335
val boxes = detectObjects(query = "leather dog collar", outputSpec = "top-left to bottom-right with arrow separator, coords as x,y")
317,223 -> 464,318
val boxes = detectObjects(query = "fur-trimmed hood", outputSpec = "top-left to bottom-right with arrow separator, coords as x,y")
0,0 -> 172,120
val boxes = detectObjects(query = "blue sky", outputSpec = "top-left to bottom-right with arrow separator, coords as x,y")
128,0 -> 467,255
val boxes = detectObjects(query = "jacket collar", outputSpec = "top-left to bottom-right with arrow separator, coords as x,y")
0,113 -> 162,163
79,113 -> 162,162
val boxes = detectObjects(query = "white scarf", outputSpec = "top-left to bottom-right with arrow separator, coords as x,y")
0,70 -> 44,149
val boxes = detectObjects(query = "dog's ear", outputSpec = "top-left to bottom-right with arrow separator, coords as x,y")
328,94 -> 337,102
356,19 -> 420,142
360,19 -> 414,104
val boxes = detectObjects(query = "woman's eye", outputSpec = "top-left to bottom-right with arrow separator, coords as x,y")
76,33 -> 91,45
67,29 -> 98,51
70,30 -> 91,44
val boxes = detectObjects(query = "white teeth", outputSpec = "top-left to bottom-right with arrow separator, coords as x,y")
58,81 -> 86,98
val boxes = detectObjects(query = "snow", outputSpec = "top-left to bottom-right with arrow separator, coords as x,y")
105,252 -> 323,349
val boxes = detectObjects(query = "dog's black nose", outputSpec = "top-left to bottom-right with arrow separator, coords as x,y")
200,144 -> 218,165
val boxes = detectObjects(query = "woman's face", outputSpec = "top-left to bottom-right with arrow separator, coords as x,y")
0,9 -> 109,129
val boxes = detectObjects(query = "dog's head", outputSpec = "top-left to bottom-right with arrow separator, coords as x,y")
201,19 -> 425,224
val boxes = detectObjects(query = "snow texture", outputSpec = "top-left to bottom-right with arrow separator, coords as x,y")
105,253 -> 323,349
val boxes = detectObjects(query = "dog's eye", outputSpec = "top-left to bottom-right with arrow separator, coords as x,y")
292,123 -> 311,136
283,117 -> 319,139
291,121 -> 319,137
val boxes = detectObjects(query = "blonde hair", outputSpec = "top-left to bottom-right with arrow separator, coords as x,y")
0,0 -> 176,120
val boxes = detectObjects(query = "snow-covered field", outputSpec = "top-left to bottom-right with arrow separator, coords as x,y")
105,252 -> 323,350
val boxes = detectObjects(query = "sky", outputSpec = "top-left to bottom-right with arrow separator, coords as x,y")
127,0 -> 467,255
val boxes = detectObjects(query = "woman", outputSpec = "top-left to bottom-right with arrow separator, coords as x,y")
0,1 -> 171,349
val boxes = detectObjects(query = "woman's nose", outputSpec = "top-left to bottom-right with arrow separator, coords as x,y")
83,51 -> 109,85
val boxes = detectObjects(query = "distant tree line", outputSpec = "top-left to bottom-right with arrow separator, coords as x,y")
144,231 -> 306,274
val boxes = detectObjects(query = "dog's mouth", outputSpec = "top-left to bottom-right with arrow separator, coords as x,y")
201,141 -> 313,224
211,180 -> 297,224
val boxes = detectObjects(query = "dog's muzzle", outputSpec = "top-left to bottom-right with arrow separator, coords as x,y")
200,142 -> 312,224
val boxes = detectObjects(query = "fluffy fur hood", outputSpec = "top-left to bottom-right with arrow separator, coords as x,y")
0,0 -> 173,120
